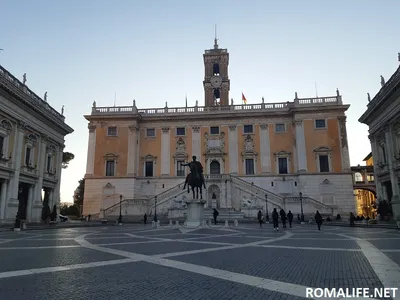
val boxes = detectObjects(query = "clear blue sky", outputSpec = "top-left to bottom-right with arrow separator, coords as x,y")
1,0 -> 400,203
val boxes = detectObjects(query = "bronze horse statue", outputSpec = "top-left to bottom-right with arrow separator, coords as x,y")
181,159 -> 205,200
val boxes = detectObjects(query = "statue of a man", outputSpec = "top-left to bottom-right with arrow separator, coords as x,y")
133,99 -> 136,107
336,88 -> 340,96
92,101 -> 96,108
231,98 -> 233,105
295,92 -> 298,99
195,100 -> 198,106
381,75 -> 385,87
44,92 -> 47,102
61,105 -> 64,115
22,73 -> 27,85
262,97 -> 264,103
367,93 -> 371,102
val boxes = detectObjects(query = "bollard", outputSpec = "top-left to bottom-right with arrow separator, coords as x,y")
201,220 -> 207,227
169,220 -> 173,226
173,220 -> 180,229
224,220 -> 229,228
184,221 -> 187,226
234,220 -> 238,227
156,220 -> 161,228
152,220 -> 156,228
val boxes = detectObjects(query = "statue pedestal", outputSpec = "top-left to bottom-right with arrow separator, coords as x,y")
186,199 -> 206,228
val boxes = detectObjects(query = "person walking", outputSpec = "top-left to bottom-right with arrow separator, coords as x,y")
213,208 -> 219,225
272,208 -> 279,231
349,212 -> 355,227
143,213 -> 147,224
315,210 -> 323,231
287,210 -> 293,228
257,210 -> 263,227
280,209 -> 287,228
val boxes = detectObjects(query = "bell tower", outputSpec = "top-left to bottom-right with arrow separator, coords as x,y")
203,36 -> 230,106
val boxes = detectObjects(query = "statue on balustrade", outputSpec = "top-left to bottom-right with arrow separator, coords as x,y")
181,156 -> 206,199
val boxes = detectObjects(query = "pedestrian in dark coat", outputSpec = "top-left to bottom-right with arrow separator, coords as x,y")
272,208 -> 279,231
315,210 -> 323,230
287,211 -> 293,228
280,209 -> 287,228
257,210 -> 263,227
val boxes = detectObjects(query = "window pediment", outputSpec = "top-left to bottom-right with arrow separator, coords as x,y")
46,144 -> 57,154
104,153 -> 118,161
274,150 -> 291,158
25,133 -> 38,146
142,154 -> 157,161
314,146 -> 332,158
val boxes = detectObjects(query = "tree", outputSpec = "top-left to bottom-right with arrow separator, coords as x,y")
62,152 -> 75,169
74,178 -> 85,208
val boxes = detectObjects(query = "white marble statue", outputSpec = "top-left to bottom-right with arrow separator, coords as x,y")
44,92 -> 47,102
22,73 -> 27,85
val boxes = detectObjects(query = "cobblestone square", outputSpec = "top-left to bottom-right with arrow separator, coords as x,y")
0,224 -> 399,300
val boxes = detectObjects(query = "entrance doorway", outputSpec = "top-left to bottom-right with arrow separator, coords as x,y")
17,182 -> 30,220
210,160 -> 221,174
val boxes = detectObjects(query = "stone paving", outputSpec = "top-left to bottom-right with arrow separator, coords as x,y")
0,223 -> 399,299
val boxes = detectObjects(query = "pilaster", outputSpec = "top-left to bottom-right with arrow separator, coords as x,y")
294,120 -> 307,172
192,126 -> 201,161
0,181 -> 7,220
10,121 -> 26,200
85,124 -> 96,176
338,116 -> 351,171
370,136 -> 384,201
161,127 -> 170,175
26,184 -> 33,222
34,135 -> 47,205
127,125 -> 137,176
53,146 -> 64,208
385,127 -> 400,219
259,124 -> 271,173
228,125 -> 238,174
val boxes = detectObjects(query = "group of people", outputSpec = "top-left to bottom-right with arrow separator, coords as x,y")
257,208 -> 324,230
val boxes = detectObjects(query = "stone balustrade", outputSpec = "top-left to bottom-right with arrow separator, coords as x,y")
0,65 -> 65,122
91,95 -> 343,116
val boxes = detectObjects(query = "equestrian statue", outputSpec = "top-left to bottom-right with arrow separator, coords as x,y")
181,156 -> 206,199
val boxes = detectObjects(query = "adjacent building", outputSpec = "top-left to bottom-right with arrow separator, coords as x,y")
351,152 -> 377,218
0,65 -> 74,224
83,40 -> 355,219
359,65 -> 400,221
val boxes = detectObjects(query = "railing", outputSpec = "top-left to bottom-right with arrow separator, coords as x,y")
91,95 -> 342,116
147,183 -> 186,212
285,196 -> 334,215
0,65 -> 65,122
230,175 -> 284,208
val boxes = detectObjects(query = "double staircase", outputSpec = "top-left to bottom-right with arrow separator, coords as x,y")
101,174 -> 334,219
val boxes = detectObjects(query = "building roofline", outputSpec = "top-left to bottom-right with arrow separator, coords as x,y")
359,65 -> 400,124
363,152 -> 372,161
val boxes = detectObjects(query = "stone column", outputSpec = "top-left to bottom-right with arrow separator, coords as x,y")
294,120 -> 307,173
9,121 -> 26,201
26,184 -> 33,222
161,127 -> 170,175
259,124 -> 271,173
191,126 -> 201,161
228,125 -> 238,174
385,127 -> 400,220
85,124 -> 96,176
0,181 -> 7,220
338,116 -> 351,171
53,147 -> 64,210
127,125 -> 137,176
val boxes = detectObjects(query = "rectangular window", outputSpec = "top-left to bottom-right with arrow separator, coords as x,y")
278,157 -> 288,174
315,119 -> 326,129
275,123 -> 286,133
0,135 -> 4,157
243,125 -> 253,134
146,128 -> 155,137
105,160 -> 115,176
210,126 -> 219,135
176,160 -> 185,176
176,127 -> 186,136
47,155 -> 52,173
319,155 -> 330,172
25,147 -> 32,166
145,161 -> 154,177
245,159 -> 254,175
107,126 -> 118,136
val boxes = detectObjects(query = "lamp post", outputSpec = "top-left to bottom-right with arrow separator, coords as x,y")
299,192 -> 304,223
154,195 -> 158,222
118,194 -> 122,224
265,194 -> 269,223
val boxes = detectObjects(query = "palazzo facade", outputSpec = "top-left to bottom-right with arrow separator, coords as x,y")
83,41 -> 355,219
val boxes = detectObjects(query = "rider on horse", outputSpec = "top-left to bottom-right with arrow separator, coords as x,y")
181,156 -> 206,189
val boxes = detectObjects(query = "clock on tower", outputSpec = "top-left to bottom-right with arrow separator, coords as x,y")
203,38 -> 230,107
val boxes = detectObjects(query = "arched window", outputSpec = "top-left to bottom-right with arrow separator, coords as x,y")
354,172 -> 363,183
213,63 -> 220,75
210,160 -> 221,174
